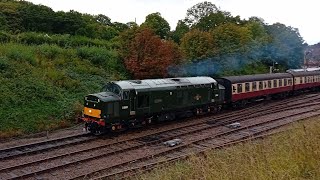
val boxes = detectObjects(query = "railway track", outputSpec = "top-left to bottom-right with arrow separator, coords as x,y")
0,133 -> 95,161
0,93 -> 319,179
88,106 -> 320,180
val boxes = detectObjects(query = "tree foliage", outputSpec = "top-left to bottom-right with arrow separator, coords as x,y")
141,12 -> 170,39
211,23 -> 253,55
180,29 -> 215,60
171,20 -> 189,44
184,1 -> 218,27
124,28 -> 182,79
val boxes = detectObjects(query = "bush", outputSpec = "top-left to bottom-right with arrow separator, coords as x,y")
36,44 -> 63,60
0,31 -> 11,43
0,56 -> 10,72
6,44 -> 37,66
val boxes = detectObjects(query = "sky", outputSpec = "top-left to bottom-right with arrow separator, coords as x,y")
28,0 -> 320,45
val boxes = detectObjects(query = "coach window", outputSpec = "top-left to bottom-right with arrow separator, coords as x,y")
245,83 -> 250,92
305,77 -> 307,83
264,82 -> 267,89
284,79 -> 287,86
259,81 -> 263,90
273,80 -> 277,88
279,79 -> 282,87
232,85 -> 236,93
268,81 -> 272,88
253,82 -> 257,91
288,79 -> 293,85
237,84 -> 243,93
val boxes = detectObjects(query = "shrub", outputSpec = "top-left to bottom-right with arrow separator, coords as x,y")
0,56 -> 10,72
36,44 -> 63,60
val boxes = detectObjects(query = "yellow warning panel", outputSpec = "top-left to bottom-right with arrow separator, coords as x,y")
84,107 -> 101,118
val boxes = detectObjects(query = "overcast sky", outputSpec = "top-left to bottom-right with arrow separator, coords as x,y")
28,0 -> 319,45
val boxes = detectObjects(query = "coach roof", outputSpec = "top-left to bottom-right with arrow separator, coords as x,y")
221,73 -> 293,83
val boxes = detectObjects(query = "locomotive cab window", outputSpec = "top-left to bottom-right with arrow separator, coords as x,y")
237,84 -> 243,93
122,91 -> 129,100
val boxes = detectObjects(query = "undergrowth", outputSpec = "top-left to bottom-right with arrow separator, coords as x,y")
0,43 -> 127,139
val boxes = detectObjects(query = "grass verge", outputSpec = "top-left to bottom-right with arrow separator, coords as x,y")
138,117 -> 320,180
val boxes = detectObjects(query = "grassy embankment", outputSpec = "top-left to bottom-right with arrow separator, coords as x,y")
0,34 -> 127,138
139,117 -> 320,180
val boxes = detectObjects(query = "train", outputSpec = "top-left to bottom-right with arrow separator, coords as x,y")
81,70 -> 320,135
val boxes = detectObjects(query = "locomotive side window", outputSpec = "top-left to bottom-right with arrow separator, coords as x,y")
245,83 -> 250,92
273,80 -> 277,88
237,84 -> 243,93
259,81 -> 263,90
137,94 -> 149,108
252,82 -> 257,91
279,79 -> 282,87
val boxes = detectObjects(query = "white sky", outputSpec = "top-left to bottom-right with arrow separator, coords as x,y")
28,0 -> 320,45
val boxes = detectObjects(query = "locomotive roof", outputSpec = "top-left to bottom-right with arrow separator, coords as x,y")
287,70 -> 320,77
220,73 -> 292,83
114,77 -> 217,91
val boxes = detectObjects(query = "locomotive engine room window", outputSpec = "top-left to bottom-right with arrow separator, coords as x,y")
273,80 -> 277,88
245,83 -> 250,92
279,79 -> 282,87
137,94 -> 149,108
259,81 -> 263,90
268,81 -> 272,88
237,84 -> 243,93
253,82 -> 257,91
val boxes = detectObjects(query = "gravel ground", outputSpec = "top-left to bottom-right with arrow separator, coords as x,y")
0,124 -> 85,149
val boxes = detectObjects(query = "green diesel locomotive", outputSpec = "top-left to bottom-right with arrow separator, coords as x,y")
82,77 -> 225,134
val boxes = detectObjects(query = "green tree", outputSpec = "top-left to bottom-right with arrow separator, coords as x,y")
18,3 -> 55,33
180,29 -> 215,60
211,23 -> 253,55
95,14 -> 112,26
194,11 -> 243,32
112,22 -> 129,33
171,20 -> 189,44
141,12 -> 170,39
184,1 -> 218,27
264,23 -> 304,68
